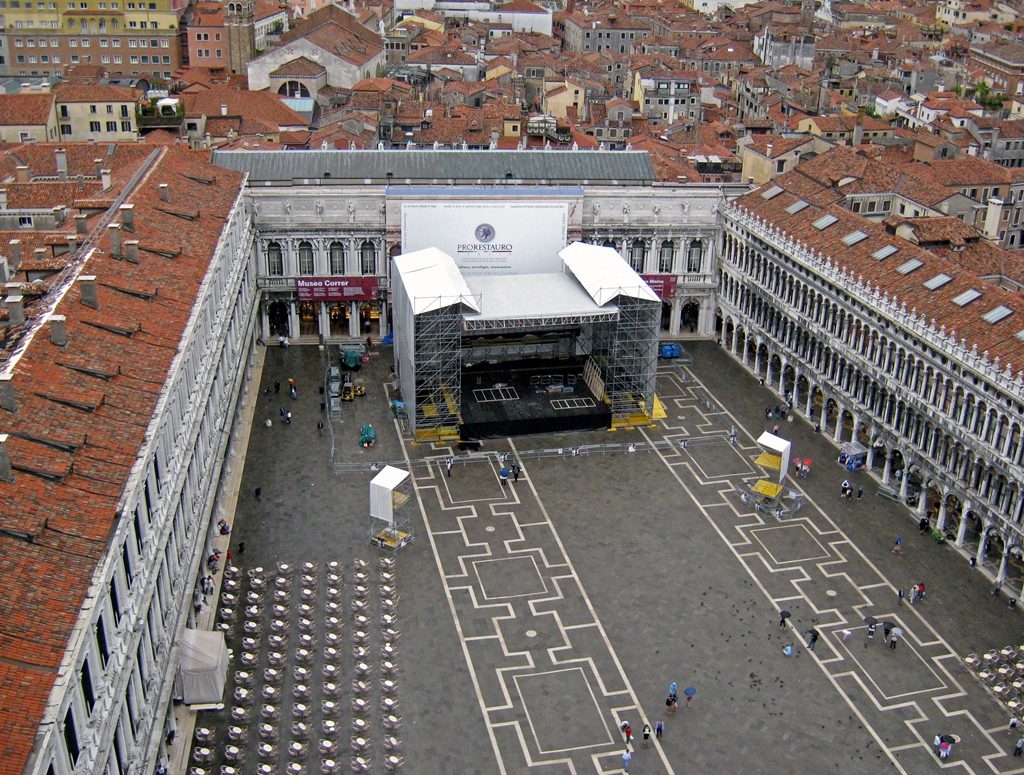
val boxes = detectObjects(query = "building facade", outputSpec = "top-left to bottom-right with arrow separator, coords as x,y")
211,150 -> 741,344
718,183 -> 1024,598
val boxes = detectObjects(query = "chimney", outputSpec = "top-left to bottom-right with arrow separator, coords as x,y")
0,189 -> 7,210
0,434 -> 13,481
49,314 -> 67,346
32,248 -> 46,267
79,274 -> 99,309
982,197 -> 1004,243
159,183 -> 169,202
125,239 -> 139,264
94,158 -> 103,178
68,235 -> 77,255
15,165 -> 29,183
101,169 -> 112,192
8,240 -> 21,270
4,291 -> 24,326
0,375 -> 14,413
119,203 -> 135,232
0,258 -> 8,284
55,147 -> 68,180
221,104 -> 228,115
108,224 -> 121,258
75,214 -> 88,234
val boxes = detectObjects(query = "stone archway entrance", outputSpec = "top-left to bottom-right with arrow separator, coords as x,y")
268,300 -> 289,337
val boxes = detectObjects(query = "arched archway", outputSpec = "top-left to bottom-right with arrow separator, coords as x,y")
267,299 -> 289,336
681,301 -> 700,334
360,303 -> 380,337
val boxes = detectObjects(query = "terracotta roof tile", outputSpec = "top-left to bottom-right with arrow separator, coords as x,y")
0,94 -> 55,127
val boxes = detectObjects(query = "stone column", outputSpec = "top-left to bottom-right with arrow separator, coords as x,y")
318,302 -> 330,340
997,543 -> 1012,583
955,503 -> 971,547
288,300 -> 299,339
975,527 -> 990,567
669,297 -> 681,336
882,453 -> 892,485
349,301 -> 360,338
833,406 -> 844,443
936,497 -> 948,532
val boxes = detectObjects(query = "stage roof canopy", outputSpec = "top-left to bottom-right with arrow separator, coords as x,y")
392,247 -> 480,315
464,273 -> 614,323
559,242 -> 660,306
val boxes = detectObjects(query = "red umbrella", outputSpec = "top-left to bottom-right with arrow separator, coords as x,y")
794,458 -> 803,466
803,458 -> 812,467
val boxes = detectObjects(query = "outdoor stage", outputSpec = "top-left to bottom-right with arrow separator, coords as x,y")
460,358 -> 611,439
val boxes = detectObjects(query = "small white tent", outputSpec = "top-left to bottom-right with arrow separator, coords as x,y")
174,628 -> 228,705
370,465 -> 411,525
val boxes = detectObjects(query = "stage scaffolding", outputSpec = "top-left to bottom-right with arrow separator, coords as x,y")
591,294 -> 660,420
412,301 -> 463,441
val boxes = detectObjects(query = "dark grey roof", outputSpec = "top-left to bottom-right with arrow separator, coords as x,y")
211,149 -> 657,184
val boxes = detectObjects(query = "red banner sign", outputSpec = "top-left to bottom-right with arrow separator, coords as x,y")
296,277 -> 379,302
641,274 -> 677,299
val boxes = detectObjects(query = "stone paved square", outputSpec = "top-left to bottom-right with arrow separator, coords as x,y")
203,340 -> 1024,775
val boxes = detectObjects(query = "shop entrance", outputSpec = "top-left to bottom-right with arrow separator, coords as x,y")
299,302 -> 319,337
360,303 -> 380,337
329,303 -> 349,338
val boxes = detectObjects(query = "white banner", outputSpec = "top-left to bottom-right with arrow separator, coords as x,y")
401,201 -> 568,275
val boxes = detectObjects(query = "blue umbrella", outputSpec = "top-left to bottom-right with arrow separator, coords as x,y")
684,688 -> 697,697
500,467 -> 510,478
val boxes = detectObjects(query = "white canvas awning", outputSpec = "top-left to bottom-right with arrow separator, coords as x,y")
174,628 -> 228,705
559,241 -> 659,306
392,248 -> 480,315
370,465 -> 411,524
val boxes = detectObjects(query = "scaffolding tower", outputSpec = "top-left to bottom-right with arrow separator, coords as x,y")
412,301 -> 463,441
589,295 -> 660,419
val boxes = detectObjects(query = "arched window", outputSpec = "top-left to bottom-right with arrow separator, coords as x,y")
329,241 -> 345,275
602,239 -> 617,250
277,81 -> 310,99
629,239 -> 646,273
267,241 -> 283,276
659,240 -> 675,273
298,241 -> 314,275
360,241 -> 376,275
687,239 -> 704,273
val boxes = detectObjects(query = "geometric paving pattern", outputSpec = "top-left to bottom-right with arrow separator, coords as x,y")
401,447 -> 675,773
644,364 -> 1018,774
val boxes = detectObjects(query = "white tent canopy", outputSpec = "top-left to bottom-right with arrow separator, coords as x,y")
559,241 -> 659,306
370,465 -> 410,524
757,431 -> 792,485
392,247 -> 480,315
174,628 -> 228,705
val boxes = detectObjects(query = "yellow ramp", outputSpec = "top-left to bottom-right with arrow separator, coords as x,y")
751,480 -> 784,498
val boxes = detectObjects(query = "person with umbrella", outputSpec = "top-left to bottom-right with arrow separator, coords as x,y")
864,616 -> 877,640
882,622 -> 894,642
684,687 -> 697,708
499,466 -> 510,486
779,610 -> 791,630
889,627 -> 903,650
939,734 -> 956,759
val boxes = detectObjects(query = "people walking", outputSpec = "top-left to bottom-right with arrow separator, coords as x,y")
512,463 -> 521,482
285,411 -> 292,424
1008,716 -> 1019,735
909,583 -> 917,604
883,622 -> 893,642
622,748 -> 632,772
655,719 -> 664,739
867,623 -> 877,639
917,582 -> 925,601
1014,735 -> 1024,757
806,630 -> 819,651
892,537 -> 904,555
254,487 -> 261,499
274,380 -> 280,394
889,634 -> 899,651
841,479 -> 850,497
237,542 -> 245,556
857,485 -> 864,499
317,420 -> 324,437
642,724 -> 651,747
897,587 -> 905,605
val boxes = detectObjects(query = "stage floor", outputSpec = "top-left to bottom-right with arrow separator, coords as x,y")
460,359 -> 611,440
